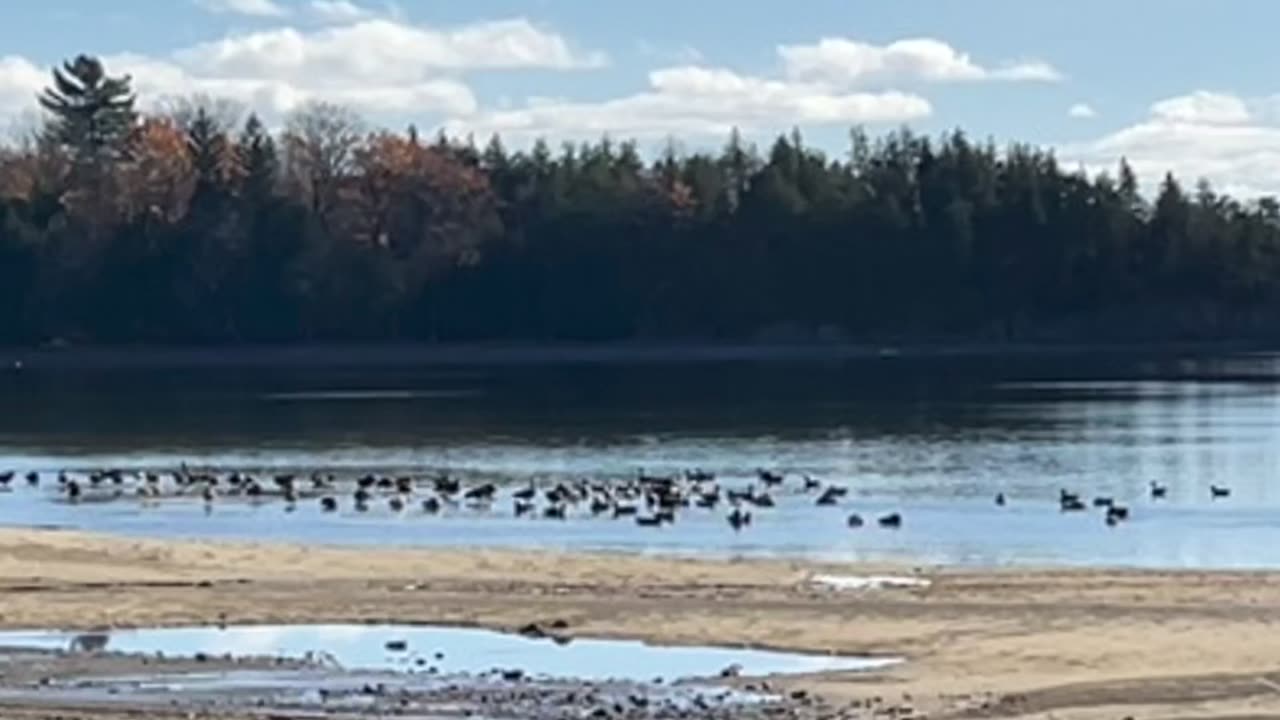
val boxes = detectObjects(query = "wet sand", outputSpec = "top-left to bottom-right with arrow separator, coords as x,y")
0,528 -> 1279,718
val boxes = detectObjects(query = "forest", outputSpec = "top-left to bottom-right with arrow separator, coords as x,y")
1,54 -> 1278,346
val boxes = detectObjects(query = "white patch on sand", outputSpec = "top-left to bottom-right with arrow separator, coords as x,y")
810,574 -> 932,591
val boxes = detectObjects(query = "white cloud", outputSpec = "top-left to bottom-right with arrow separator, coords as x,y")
0,17 -> 606,121
443,32 -> 1057,141
0,56 -> 46,114
1068,103 -> 1097,119
309,0 -> 375,23
178,19 -> 606,80
196,0 -> 289,18
1150,90 -> 1250,125
109,51 -> 478,117
1063,91 -> 1280,198
445,64 -> 931,140
779,37 -> 1061,86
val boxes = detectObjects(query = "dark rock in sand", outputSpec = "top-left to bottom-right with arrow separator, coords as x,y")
517,623 -> 547,639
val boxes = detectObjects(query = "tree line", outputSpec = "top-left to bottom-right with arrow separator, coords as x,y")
0,54 -> 1278,346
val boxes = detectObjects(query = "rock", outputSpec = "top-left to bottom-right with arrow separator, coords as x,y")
517,623 -> 546,639
720,663 -> 743,678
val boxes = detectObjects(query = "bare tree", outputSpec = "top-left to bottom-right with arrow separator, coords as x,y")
282,101 -> 365,220
157,94 -> 245,137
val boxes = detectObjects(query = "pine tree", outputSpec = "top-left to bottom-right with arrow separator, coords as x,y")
237,114 -> 278,202
38,55 -> 136,173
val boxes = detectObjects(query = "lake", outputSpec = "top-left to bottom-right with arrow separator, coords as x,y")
0,348 -> 1279,569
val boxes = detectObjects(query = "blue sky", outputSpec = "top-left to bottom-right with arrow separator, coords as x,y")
1,0 -> 1278,195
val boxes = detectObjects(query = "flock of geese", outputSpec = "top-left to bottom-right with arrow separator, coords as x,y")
0,467 -> 1235,531
0,467 -> 908,531
1012,479 -> 1233,527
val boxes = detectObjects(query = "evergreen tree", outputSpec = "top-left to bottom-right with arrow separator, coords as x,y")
38,55 -> 136,172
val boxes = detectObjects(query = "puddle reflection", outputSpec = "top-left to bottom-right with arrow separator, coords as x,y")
0,625 -> 895,681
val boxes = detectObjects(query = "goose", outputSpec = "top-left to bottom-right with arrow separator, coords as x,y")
514,500 -> 535,518
1150,481 -> 1168,500
1060,497 -> 1087,512
513,481 -> 537,501
613,504 -> 639,518
421,497 -> 442,515
815,486 -> 844,507
995,493 -> 1007,507
635,515 -> 664,527
388,496 -> 405,513
200,485 -> 214,504
1106,505 -> 1130,523
878,512 -> 903,529
847,513 -> 864,528
757,469 -> 784,487
0,471 -> 13,487
320,497 -> 338,513
727,508 -> 752,531
1059,489 -> 1086,512
802,475 -> 822,492
25,471 -> 38,486
432,476 -> 461,496
686,469 -> 715,483
543,504 -> 567,520
1210,485 -> 1231,499
1093,497 -> 1114,508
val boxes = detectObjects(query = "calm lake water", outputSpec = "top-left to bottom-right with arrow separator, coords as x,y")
1,350 -> 1280,569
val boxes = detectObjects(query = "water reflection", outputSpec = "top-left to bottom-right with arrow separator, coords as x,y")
0,625 -> 891,680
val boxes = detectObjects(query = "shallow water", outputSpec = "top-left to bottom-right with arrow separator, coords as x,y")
0,625 -> 888,680
2,351 -> 1280,568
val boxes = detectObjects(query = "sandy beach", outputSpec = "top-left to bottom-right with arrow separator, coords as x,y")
0,529 -> 1275,718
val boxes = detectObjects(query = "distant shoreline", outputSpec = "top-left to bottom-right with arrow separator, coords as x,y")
0,340 -> 1270,371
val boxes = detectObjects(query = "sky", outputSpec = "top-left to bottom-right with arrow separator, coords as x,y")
1,0 -> 1278,197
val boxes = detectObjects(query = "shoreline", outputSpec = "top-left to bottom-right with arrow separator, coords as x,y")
0,339 -> 1269,371
1,528 -> 1280,718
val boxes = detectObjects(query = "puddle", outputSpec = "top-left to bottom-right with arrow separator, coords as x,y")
0,625 -> 896,681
